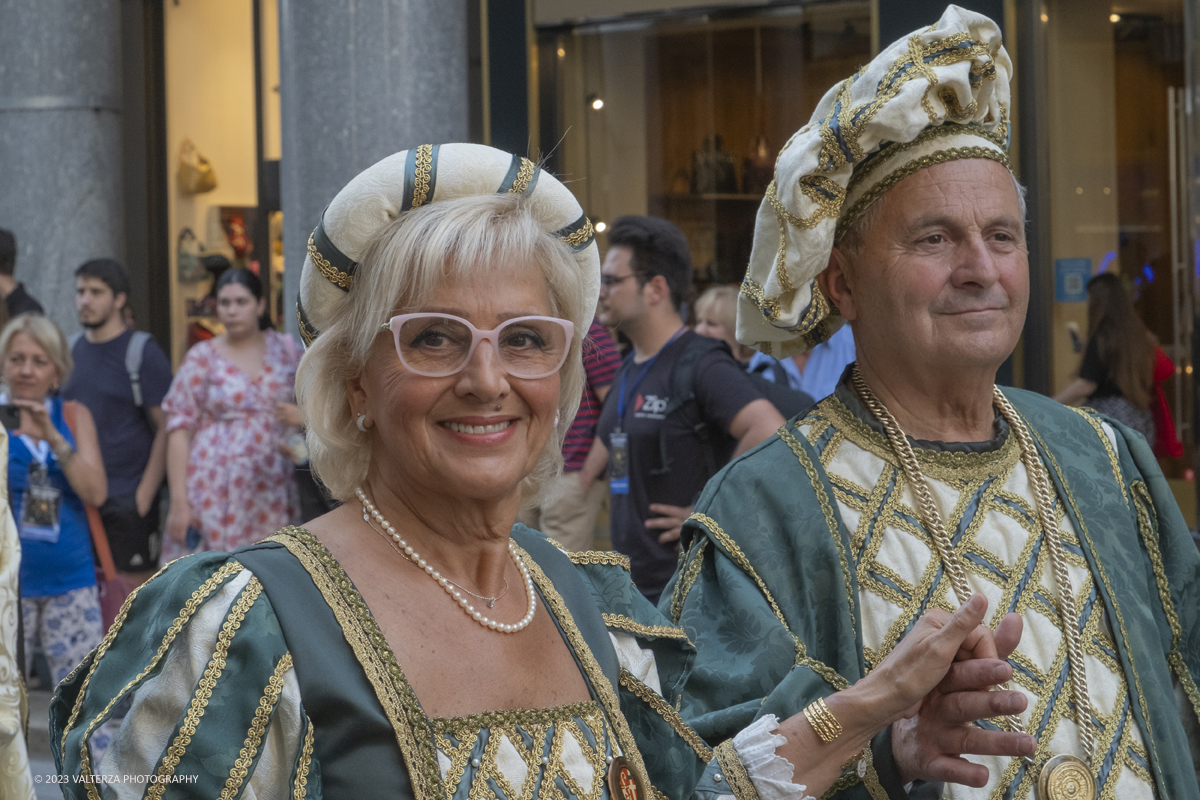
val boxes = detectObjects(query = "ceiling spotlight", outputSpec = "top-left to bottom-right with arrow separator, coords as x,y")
1110,13 -> 1120,22
557,46 -> 565,58
595,221 -> 607,233
1040,12 -> 1049,22
591,97 -> 605,111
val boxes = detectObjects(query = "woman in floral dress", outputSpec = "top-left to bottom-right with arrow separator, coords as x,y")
163,268 -> 300,557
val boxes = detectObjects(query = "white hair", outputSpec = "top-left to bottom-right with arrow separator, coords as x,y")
296,193 -> 588,502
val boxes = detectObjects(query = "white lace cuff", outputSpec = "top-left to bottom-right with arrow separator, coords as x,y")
731,715 -> 816,800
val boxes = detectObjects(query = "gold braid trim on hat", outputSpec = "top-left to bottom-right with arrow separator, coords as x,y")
296,307 -> 317,347
560,217 -> 595,249
836,145 -> 1011,241
507,158 -> 537,194
307,233 -> 354,290
412,144 -> 434,207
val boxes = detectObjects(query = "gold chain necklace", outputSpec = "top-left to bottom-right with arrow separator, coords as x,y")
851,367 -> 1097,800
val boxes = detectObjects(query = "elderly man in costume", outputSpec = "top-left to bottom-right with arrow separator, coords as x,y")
666,6 -> 1200,800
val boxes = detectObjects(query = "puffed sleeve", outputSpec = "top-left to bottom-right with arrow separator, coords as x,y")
51,553 -> 320,799
162,347 -> 210,434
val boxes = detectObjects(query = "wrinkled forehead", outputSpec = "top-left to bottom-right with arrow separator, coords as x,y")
869,158 -> 1023,231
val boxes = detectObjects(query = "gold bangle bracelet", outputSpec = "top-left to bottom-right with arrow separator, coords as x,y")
803,696 -> 843,744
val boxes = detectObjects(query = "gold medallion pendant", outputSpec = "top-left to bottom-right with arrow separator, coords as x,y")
1037,754 -> 1097,800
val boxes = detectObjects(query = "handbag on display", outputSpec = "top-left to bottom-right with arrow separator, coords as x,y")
177,137 -> 218,195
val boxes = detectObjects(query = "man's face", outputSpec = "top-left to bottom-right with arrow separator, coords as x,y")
596,245 -> 647,331
835,159 -> 1029,375
76,276 -> 123,329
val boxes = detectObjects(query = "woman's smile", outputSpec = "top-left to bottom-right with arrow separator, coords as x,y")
439,415 -> 519,445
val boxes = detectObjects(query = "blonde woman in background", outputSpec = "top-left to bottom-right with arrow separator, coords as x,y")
0,315 -> 106,692
693,284 -> 813,418
692,285 -> 754,362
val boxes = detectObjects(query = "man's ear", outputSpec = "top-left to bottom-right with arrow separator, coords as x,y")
644,274 -> 672,308
115,292 -> 128,311
818,248 -> 857,322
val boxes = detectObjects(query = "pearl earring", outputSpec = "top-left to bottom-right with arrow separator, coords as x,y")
357,413 -> 368,432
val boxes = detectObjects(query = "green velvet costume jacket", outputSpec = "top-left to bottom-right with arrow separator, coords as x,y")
665,387 -> 1200,799
50,526 -> 746,800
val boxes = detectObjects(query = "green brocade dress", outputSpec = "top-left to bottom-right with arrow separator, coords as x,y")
50,526 -> 743,800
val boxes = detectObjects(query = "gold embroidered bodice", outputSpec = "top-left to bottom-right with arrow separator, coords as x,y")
800,398 -> 1156,800
433,700 -> 615,800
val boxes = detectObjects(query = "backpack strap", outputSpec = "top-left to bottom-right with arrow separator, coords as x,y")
652,336 -> 726,478
125,331 -> 151,408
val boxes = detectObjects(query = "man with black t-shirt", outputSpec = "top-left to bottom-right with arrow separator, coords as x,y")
63,259 -> 173,584
580,216 -> 783,602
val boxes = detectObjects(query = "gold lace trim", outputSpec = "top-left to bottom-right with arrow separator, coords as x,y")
688,513 -> 847,691
779,424 -> 855,619
293,718 -> 314,800
220,651 -> 293,800
835,146 -> 1010,241
148,578 -> 263,800
307,233 -> 354,290
561,218 -> 596,249
1132,479 -> 1200,723
618,669 -> 712,762
519,548 -> 658,797
507,158 -> 536,194
669,539 -> 708,624
1027,425 -> 1167,791
265,528 -> 446,800
413,144 -> 434,207
567,550 -> 631,571
74,560 -> 245,800
713,740 -> 758,800
602,614 -> 690,642
819,395 -> 1020,482
1071,408 -> 1128,503
430,700 -> 601,735
296,307 -> 317,347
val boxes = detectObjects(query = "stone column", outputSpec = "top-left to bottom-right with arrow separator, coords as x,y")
278,0 -> 470,338
0,0 -> 123,330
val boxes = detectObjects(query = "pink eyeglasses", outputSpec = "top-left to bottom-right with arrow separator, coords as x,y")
381,313 -> 575,379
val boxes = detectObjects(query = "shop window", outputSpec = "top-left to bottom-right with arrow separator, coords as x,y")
538,2 -> 871,296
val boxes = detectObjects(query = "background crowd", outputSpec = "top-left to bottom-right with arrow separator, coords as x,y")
0,204 -> 1182,686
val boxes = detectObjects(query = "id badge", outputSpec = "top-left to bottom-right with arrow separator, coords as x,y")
609,430 -> 630,495
20,464 -> 61,543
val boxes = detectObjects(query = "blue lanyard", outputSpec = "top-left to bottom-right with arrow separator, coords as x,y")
615,327 -> 686,426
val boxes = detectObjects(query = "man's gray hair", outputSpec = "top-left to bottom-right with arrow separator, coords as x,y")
836,173 -> 1028,258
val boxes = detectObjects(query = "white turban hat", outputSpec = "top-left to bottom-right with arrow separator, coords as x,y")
297,143 -> 599,346
737,4 -> 1013,356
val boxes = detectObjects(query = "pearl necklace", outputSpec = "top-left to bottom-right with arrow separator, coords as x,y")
355,488 -> 536,633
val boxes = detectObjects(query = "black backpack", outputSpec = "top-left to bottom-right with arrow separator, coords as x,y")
651,337 -> 813,479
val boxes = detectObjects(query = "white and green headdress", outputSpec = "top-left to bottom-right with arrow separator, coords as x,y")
297,143 -> 599,346
737,4 -> 1013,355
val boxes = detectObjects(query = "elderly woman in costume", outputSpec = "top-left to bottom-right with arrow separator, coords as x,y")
669,6 -> 1200,800
51,144 -> 1027,798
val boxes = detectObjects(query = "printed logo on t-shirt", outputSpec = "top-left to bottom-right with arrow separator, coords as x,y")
635,394 -> 668,419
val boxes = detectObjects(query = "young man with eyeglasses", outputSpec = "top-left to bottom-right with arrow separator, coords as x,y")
580,215 -> 783,603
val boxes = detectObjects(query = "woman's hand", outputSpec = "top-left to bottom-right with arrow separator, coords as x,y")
166,500 -> 194,546
275,402 -> 302,428
10,398 -> 55,442
772,596 -> 1031,798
